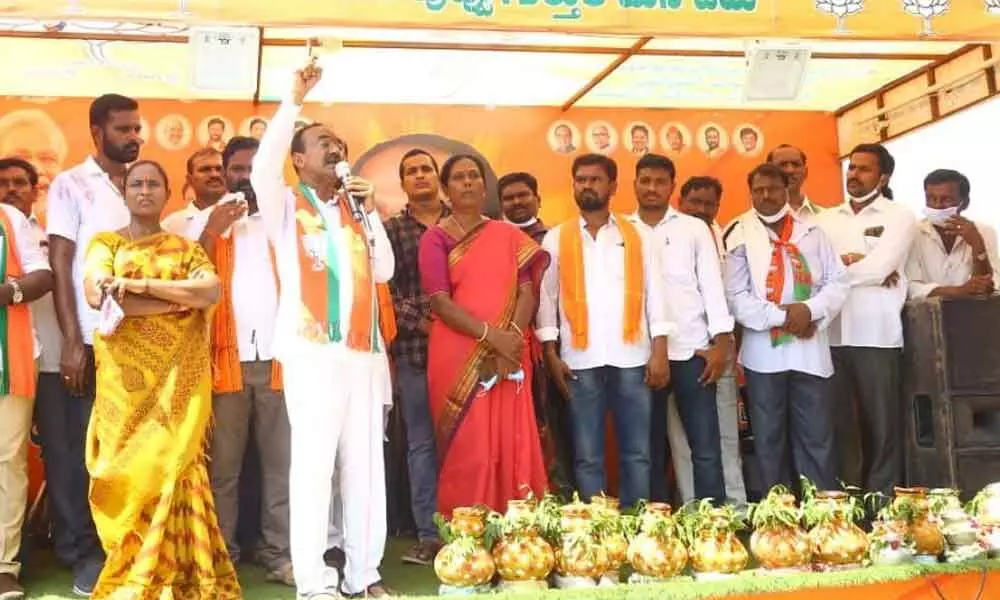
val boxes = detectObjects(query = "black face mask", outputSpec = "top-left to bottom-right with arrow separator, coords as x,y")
233,178 -> 258,215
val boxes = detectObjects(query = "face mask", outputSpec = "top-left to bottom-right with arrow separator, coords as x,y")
754,203 -> 789,225
847,186 -> 881,205
924,205 -> 959,226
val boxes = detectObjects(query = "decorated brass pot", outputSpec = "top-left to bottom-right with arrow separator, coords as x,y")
626,502 -> 688,578
433,507 -> 496,587
492,499 -> 555,582
591,496 -> 628,578
808,491 -> 868,566
894,487 -> 944,557
555,503 -> 609,578
929,488 -> 962,517
749,493 -> 811,570
689,508 -> 749,574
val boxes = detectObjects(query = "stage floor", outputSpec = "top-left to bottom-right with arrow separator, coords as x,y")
20,538 -> 1000,599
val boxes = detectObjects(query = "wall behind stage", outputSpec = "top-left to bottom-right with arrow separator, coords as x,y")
0,96 -> 842,227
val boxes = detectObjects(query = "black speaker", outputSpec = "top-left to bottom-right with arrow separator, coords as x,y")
902,297 -> 1000,498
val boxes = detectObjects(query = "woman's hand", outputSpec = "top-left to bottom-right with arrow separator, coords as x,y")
484,326 -> 522,365
102,277 -> 146,303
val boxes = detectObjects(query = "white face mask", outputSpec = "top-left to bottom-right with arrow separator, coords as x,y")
754,203 -> 790,225
847,186 -> 881,205
924,205 -> 959,226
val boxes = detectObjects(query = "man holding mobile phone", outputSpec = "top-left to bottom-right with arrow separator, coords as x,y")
177,136 -> 294,586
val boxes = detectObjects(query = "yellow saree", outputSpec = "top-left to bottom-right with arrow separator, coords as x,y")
84,231 -> 240,599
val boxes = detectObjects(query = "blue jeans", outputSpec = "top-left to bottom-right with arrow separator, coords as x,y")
395,362 -> 439,542
670,357 -> 726,503
566,366 -> 651,508
34,354 -> 105,576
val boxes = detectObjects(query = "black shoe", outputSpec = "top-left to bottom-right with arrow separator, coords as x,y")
71,560 -> 102,597
323,547 -> 345,571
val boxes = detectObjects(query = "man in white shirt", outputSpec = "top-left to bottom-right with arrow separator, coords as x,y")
0,157 -> 55,600
251,63 -> 395,599
161,147 -> 227,235
816,143 -> 917,495
537,153 -> 671,508
46,93 -> 141,597
767,145 -> 823,221
726,163 -> 849,493
906,169 -> 999,300
627,155 -> 731,505
672,176 -> 747,508
171,136 -> 293,585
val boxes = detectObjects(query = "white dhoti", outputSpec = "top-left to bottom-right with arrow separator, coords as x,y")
327,476 -> 343,550
283,348 -> 390,597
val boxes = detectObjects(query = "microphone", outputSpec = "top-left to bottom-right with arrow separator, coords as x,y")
334,160 -> 366,223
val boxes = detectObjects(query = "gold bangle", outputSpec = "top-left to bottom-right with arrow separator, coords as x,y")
477,323 -> 489,342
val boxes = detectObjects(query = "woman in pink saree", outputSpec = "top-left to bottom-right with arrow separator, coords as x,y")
419,154 -> 550,516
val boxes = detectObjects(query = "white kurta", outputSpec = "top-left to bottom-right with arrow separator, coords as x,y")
251,99 -> 394,597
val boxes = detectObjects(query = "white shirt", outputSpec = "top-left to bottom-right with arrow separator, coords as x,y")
180,210 -> 279,362
905,218 -> 1000,300
1,204 -> 50,363
725,212 -> 849,378
161,201 -> 203,236
250,101 -> 394,361
711,221 -> 726,263
815,196 -> 917,348
629,210 -> 733,361
536,214 -> 674,371
791,196 -> 824,221
28,215 -> 60,372
46,156 -> 130,345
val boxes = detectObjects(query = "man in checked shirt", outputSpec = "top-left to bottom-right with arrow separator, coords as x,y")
384,148 -> 449,565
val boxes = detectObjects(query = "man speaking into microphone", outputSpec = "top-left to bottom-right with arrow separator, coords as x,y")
251,60 -> 395,598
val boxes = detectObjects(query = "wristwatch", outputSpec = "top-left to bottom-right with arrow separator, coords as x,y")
8,279 -> 23,304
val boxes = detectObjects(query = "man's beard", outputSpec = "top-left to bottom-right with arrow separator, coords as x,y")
576,190 -> 608,212
104,138 -> 140,164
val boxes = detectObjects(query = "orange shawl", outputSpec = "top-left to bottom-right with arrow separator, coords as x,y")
0,207 -> 36,399
558,214 -> 644,350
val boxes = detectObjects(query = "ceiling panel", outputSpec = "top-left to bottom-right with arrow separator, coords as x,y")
259,46 -> 614,106
577,55 -> 931,111
0,37 -> 249,99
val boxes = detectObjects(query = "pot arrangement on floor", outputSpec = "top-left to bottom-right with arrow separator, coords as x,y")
676,498 -> 750,580
801,481 -> 869,570
624,501 -> 689,584
747,486 -> 812,573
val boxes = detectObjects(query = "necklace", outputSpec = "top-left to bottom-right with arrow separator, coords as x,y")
452,215 -> 483,237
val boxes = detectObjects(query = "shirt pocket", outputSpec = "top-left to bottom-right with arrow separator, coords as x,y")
606,243 -> 628,281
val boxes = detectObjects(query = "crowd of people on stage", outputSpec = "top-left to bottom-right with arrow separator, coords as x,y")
0,60 -> 998,600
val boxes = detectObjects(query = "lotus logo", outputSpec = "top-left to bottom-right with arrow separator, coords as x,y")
815,1 -> 864,32
902,0 -> 950,34
988,0 -> 1000,14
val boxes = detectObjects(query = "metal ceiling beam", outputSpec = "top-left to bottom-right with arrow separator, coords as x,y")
0,29 -> 953,62
560,36 -> 652,112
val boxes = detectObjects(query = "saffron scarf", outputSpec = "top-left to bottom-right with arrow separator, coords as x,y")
765,215 -> 813,347
294,183 -> 379,352
210,233 -> 284,394
558,214 -> 644,350
0,208 -> 36,398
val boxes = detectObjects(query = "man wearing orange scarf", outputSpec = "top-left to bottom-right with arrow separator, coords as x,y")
724,163 -> 848,493
0,157 -> 55,600
168,137 -> 294,586
537,153 -> 672,508
250,63 -> 395,599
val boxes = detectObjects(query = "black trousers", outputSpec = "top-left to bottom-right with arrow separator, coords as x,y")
831,346 -> 903,495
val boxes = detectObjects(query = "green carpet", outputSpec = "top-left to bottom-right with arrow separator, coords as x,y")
20,540 -> 1000,599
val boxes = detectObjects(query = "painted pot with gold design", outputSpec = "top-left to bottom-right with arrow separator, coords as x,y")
590,496 -> 628,583
491,499 -> 555,588
433,507 -> 496,589
893,487 -> 944,557
554,502 -> 608,581
626,502 -> 688,579
748,489 -> 811,570
682,502 -> 748,575
805,491 -> 868,567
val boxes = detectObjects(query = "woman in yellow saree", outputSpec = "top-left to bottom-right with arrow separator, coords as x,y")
82,160 -> 240,599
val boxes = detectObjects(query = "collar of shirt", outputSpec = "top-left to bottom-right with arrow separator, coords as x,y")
831,194 -> 890,216
917,217 -> 968,252
82,155 -> 125,199
402,202 -> 451,223
626,207 -> 676,230
794,196 -> 820,216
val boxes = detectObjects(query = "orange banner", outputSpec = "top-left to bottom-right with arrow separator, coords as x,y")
0,96 -> 841,227
8,0 -> 1000,41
